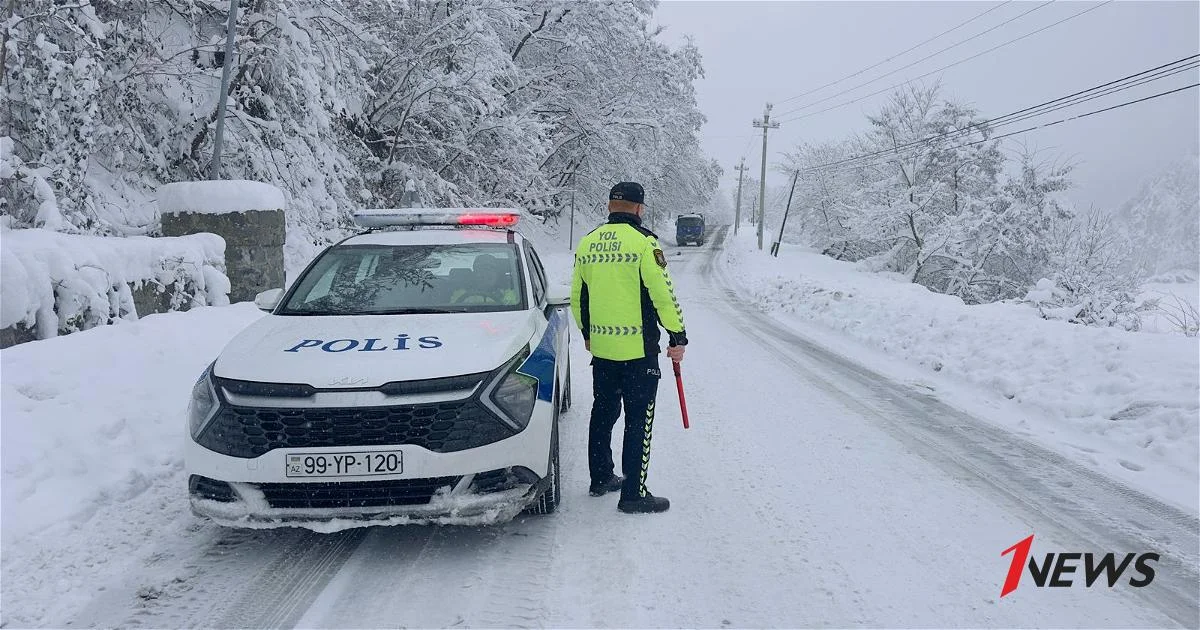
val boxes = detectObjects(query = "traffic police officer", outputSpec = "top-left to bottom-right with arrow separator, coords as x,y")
570,181 -> 687,514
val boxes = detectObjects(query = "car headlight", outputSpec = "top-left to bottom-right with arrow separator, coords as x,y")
481,347 -> 538,431
188,363 -> 221,439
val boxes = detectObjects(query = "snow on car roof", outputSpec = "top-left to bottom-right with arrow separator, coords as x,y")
342,228 -> 521,247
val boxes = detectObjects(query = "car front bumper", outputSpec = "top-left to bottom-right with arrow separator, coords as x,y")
186,399 -> 555,530
190,471 -> 545,530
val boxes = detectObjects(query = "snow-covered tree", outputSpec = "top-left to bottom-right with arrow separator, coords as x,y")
2,0 -> 717,263
1114,154 -> 1200,277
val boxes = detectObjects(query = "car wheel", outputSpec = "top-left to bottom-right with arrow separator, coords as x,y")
559,359 -> 572,413
524,418 -> 560,515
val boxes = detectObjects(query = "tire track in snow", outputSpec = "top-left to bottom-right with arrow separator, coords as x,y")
76,521 -> 367,629
213,528 -> 367,629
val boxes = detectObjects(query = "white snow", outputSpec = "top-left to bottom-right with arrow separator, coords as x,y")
0,224 -> 1193,628
726,231 -> 1199,509
0,304 -> 265,627
1137,271 -> 1200,336
157,180 -> 286,215
0,227 -> 229,337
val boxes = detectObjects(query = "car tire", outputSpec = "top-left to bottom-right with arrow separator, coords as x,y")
524,418 -> 560,515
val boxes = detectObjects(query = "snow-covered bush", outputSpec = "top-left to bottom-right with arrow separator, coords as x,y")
1146,293 -> 1200,337
1026,209 -> 1142,329
0,228 -> 229,341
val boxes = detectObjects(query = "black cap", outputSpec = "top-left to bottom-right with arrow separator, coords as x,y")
609,181 -> 644,205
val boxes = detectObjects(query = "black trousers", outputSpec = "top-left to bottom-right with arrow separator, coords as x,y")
588,355 -> 661,499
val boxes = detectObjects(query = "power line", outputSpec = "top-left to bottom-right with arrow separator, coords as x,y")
776,0 -> 1014,106
979,61 -> 1197,129
778,1 -> 1052,115
795,82 -> 1199,177
791,55 -> 1198,174
806,78 -> 1199,176
775,0 -> 1114,124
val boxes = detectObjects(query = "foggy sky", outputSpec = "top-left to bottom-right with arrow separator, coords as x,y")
654,0 -> 1200,210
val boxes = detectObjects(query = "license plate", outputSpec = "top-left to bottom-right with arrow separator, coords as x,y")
285,451 -> 403,478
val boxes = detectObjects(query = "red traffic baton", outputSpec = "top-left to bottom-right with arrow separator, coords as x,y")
672,360 -> 690,429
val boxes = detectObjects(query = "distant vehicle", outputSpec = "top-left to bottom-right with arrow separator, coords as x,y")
675,214 -> 705,246
186,208 -> 570,527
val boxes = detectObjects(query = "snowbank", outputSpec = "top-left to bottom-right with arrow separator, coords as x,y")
1,306 -> 262,543
157,180 -> 286,215
726,232 -> 1199,506
0,228 -> 230,340
0,304 -> 264,626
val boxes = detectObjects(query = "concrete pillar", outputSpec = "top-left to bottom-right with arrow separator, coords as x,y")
157,181 -> 286,303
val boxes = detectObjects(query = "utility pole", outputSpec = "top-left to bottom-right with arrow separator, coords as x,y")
568,169 -> 577,249
733,160 -> 748,235
209,0 -> 239,179
771,170 -> 799,257
752,103 -> 779,250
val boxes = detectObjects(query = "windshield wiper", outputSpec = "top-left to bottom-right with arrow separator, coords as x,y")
278,307 -> 463,316
370,307 -> 462,315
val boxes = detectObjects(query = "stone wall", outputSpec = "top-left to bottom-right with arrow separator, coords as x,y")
160,210 -> 285,303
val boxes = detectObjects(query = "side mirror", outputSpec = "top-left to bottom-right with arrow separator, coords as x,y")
546,285 -> 570,308
254,288 -> 284,312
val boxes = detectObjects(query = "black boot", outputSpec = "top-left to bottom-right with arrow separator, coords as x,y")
589,475 -> 624,497
618,492 -> 670,514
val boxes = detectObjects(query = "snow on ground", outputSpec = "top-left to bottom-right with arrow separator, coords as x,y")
1138,271 -> 1199,336
725,230 -> 1199,510
0,211 -> 591,626
0,304 -> 264,626
1,226 -> 1194,628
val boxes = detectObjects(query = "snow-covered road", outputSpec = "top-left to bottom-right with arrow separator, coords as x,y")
5,228 -> 1197,628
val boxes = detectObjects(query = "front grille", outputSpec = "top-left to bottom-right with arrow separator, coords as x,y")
196,399 -> 513,459
253,477 -> 460,509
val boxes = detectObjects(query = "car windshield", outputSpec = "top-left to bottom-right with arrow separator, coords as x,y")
278,243 -> 526,315
678,217 -> 703,228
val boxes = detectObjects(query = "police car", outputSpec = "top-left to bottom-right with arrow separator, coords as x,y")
186,209 -> 570,527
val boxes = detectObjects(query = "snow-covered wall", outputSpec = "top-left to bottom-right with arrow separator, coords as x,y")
0,228 -> 230,346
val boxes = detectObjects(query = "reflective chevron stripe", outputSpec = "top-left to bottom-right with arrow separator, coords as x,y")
588,325 -> 644,336
576,253 -> 641,265
638,400 -> 655,497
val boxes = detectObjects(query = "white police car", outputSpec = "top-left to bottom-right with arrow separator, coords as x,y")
186,209 -> 570,527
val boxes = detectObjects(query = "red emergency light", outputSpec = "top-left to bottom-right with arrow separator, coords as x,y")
457,213 -> 519,227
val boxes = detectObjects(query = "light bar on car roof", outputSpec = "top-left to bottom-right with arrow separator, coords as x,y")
352,208 -> 521,229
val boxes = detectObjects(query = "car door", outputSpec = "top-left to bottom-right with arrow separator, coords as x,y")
523,243 -> 568,394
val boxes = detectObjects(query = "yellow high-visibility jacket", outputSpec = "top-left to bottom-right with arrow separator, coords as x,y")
571,213 -> 687,361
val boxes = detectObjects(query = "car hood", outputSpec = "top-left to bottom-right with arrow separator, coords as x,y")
213,310 -> 539,388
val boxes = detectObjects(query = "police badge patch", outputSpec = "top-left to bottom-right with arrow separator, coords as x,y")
653,248 -> 667,268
